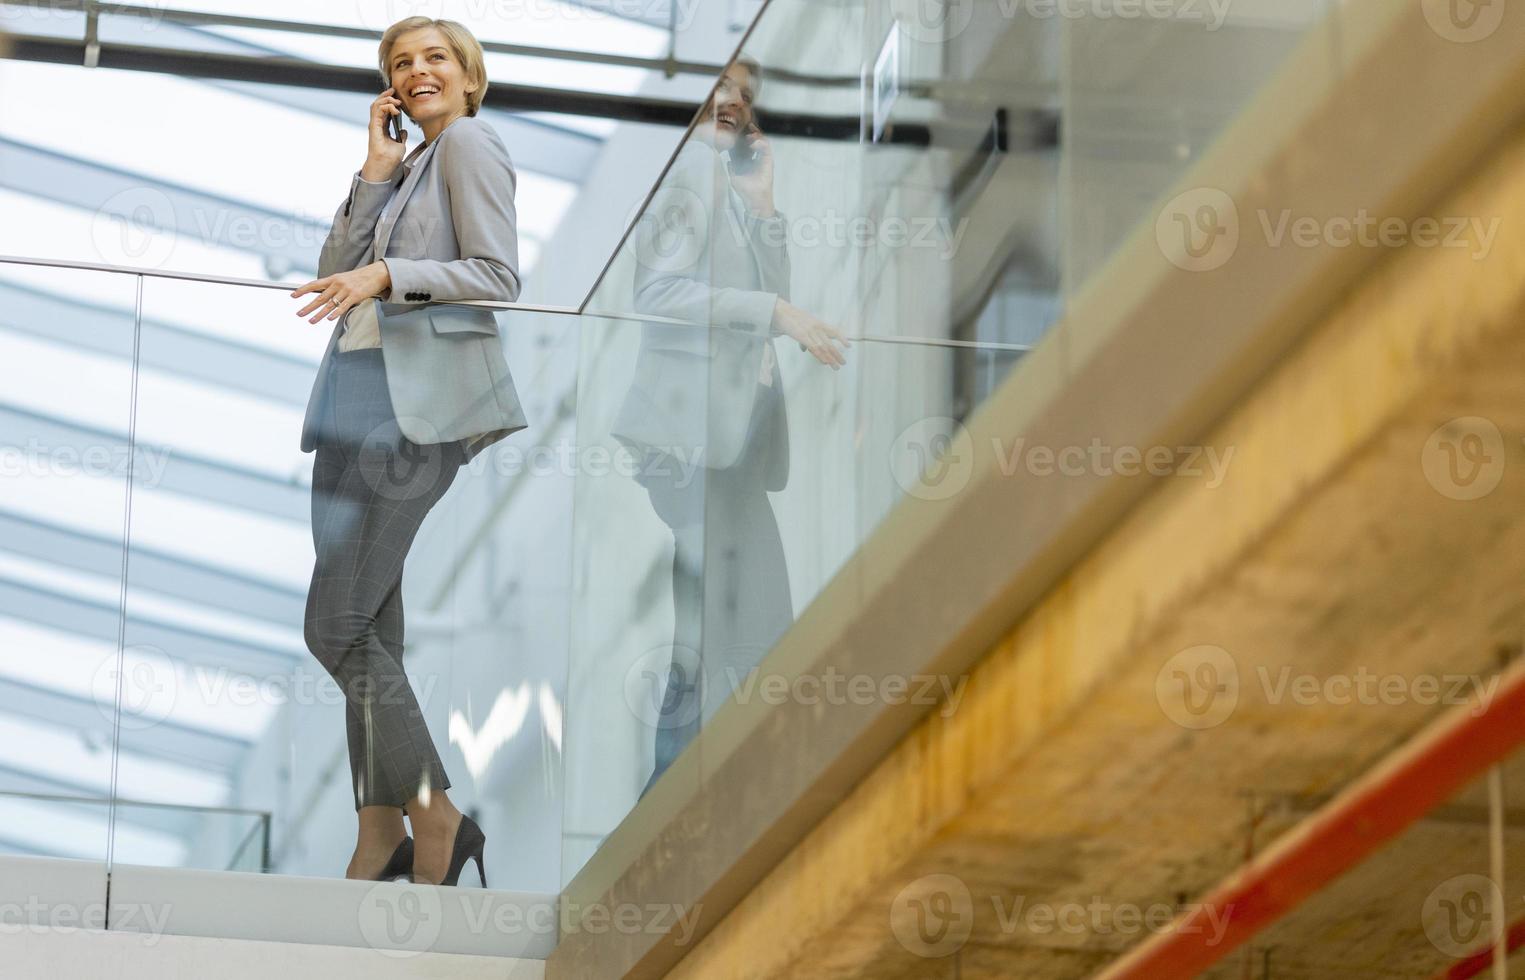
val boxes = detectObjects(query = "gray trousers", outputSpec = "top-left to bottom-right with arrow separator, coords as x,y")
639,381 -> 794,796
303,348 -> 465,811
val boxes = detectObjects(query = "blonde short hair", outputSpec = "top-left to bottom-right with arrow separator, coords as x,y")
378,17 -> 488,118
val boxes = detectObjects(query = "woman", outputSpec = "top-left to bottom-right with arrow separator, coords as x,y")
290,16 -> 523,888
611,56 -> 848,795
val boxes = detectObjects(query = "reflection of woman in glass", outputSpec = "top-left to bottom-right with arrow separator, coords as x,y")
613,57 -> 849,793
290,17 -> 523,886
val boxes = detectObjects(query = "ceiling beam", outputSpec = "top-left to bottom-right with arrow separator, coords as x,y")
0,513 -> 305,627
0,766 -> 215,841
0,273 -> 316,407
0,573 -> 302,678
0,137 -> 330,279
0,676 -> 249,770
0,405 -> 308,525
4,33 -> 703,126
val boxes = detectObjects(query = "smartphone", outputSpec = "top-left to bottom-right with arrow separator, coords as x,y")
385,93 -> 407,143
731,122 -> 763,174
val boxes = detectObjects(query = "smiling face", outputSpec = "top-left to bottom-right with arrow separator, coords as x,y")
698,63 -> 757,153
388,27 -> 476,131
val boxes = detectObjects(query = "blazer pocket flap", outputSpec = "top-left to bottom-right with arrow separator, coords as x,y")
429,306 -> 499,335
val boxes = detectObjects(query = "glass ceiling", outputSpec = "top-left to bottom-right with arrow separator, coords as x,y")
0,0 -> 726,863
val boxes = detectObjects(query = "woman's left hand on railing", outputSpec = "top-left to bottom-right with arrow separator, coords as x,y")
290,261 -> 392,325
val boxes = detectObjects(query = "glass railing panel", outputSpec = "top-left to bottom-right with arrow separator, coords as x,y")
563,0 -> 1344,888
106,275 -> 316,872
109,280 -> 573,894
570,274 -> 722,855
0,792 -> 268,872
565,0 -> 1067,880
0,4 -> 729,308
0,262 -> 139,868
1060,0 -> 1338,293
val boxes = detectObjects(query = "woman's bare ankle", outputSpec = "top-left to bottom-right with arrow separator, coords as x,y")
405,792 -> 461,832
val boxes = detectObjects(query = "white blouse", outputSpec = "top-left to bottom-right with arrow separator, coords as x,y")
336,148 -> 426,353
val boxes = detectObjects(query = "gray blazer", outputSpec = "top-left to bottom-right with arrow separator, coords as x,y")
611,141 -> 792,487
300,114 -> 527,461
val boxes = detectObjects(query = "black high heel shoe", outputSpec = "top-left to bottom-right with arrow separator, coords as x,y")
373,836 -> 414,882
439,813 -> 486,887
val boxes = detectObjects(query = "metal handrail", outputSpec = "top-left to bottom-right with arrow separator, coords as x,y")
0,254 -> 1036,353
0,788 -> 274,872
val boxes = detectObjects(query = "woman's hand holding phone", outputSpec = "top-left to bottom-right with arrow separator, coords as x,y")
361,88 -> 407,181
729,122 -> 777,217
